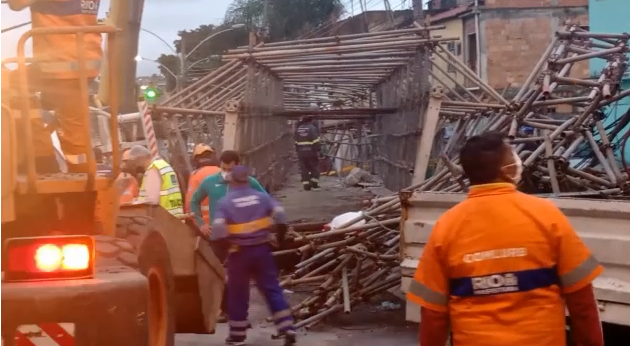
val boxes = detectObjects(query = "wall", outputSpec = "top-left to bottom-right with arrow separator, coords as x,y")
430,18 -> 466,90
588,0 -> 630,165
485,0 -> 588,8
480,6 -> 589,88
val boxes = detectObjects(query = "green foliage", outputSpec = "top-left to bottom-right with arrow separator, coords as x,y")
225,0 -> 344,41
156,54 -> 179,91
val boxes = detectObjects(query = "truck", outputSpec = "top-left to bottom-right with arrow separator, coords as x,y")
1,24 -> 224,346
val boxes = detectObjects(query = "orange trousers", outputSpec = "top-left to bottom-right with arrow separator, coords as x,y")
39,78 -> 93,173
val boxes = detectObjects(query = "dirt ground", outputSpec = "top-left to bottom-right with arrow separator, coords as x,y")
271,173 -> 377,224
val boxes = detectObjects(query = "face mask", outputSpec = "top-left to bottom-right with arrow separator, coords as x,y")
502,150 -> 523,184
221,171 -> 228,179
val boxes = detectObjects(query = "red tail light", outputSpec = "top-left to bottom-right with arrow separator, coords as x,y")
3,235 -> 94,282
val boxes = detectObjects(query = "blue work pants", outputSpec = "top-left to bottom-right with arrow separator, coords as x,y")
226,243 -> 295,341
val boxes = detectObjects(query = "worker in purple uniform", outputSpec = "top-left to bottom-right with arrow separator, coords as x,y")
211,165 -> 296,346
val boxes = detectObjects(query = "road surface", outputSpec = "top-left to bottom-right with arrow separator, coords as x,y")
176,287 -> 418,346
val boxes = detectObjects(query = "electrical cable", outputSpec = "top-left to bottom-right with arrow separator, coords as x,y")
2,21 -> 31,34
297,0 -> 407,40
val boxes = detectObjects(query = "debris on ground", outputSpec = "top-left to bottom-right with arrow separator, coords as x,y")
273,207 -> 400,329
344,167 -> 379,187
328,211 -> 366,231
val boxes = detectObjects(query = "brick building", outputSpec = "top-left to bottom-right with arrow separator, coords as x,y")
427,0 -> 589,91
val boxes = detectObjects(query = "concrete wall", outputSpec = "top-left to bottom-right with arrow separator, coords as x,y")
485,0 -> 588,8
430,18 -> 466,90
480,5 -> 589,88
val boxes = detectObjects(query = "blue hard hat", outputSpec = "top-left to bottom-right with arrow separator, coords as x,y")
230,165 -> 250,183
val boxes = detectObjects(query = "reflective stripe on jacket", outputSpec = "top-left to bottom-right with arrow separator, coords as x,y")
139,158 -> 184,216
406,183 -> 603,346
211,186 -> 286,246
294,123 -> 320,153
29,0 -> 103,79
185,165 -> 221,225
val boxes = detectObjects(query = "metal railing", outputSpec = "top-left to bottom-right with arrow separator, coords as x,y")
12,25 -> 120,192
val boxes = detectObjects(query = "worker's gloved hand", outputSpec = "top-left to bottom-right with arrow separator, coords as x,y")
276,224 -> 288,248
199,224 -> 212,238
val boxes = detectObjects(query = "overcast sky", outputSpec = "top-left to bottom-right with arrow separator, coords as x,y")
1,0 -> 233,75
1,0 -> 402,76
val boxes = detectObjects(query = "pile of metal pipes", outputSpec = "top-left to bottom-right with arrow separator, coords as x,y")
428,25 -> 630,197
223,24 -> 456,111
273,215 -> 401,329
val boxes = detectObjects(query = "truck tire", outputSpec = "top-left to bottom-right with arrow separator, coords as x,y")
97,215 -> 177,346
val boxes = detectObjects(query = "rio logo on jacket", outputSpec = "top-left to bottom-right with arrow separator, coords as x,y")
31,0 -> 100,16
232,195 -> 261,208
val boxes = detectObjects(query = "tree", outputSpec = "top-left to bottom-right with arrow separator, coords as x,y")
224,0 -> 344,41
156,54 -> 179,91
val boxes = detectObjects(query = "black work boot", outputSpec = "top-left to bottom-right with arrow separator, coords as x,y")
302,182 -> 311,191
284,331 -> 297,346
310,180 -> 320,191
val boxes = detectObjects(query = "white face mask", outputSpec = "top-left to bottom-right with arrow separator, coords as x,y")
502,150 -> 523,184
221,171 -> 228,179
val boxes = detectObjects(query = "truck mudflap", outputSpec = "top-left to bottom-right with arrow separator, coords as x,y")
1,268 -> 149,346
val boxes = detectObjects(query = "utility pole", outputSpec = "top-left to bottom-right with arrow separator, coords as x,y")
177,39 -> 187,91
411,0 -> 434,182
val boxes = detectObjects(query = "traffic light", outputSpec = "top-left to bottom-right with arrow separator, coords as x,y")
143,83 -> 159,104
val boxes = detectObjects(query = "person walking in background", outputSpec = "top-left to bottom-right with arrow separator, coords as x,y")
294,114 -> 321,191
210,165 -> 295,346
407,131 -> 604,346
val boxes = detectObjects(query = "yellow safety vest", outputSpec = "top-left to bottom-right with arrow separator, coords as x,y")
139,158 -> 184,216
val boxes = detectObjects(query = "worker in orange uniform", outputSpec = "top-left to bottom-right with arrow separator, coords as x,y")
185,143 -> 220,226
8,0 -> 103,173
117,149 -> 140,205
407,131 -> 604,346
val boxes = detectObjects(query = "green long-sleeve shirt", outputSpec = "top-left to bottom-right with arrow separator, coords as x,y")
190,172 -> 266,227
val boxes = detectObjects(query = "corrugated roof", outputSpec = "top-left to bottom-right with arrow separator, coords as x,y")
428,4 -> 471,24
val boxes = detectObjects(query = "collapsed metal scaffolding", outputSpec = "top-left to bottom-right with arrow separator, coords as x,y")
265,24 -> 630,329
422,25 -> 630,197
151,22 -> 629,197
153,24 -> 452,190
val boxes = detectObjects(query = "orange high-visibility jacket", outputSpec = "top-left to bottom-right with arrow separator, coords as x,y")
118,173 -> 139,205
406,183 -> 603,346
14,0 -> 103,79
185,165 -> 221,225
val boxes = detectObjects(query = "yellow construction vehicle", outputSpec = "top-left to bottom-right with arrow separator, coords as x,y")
1,23 -> 224,346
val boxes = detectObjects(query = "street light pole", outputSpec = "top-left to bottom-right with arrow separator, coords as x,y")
139,24 -> 245,90
135,56 -> 178,80
185,24 -> 246,60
